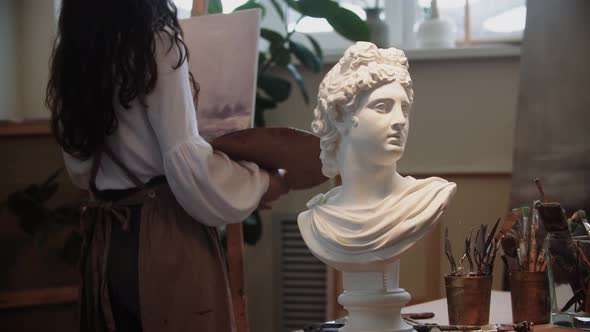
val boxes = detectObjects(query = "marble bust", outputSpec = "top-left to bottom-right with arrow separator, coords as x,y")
297,42 -> 456,331
298,42 -> 456,272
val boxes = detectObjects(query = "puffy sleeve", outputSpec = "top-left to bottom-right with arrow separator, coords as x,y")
145,33 -> 269,227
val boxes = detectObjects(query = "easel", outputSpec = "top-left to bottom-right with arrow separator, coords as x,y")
190,2 -> 250,331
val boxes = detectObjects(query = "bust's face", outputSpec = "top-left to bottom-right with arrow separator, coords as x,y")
342,81 -> 411,166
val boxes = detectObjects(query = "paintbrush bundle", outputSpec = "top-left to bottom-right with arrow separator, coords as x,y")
445,219 -> 501,277
500,206 -> 548,273
510,178 -> 590,315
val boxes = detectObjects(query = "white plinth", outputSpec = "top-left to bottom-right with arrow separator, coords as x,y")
338,261 -> 413,332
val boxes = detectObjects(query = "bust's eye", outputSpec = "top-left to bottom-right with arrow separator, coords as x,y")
402,103 -> 410,116
372,101 -> 391,113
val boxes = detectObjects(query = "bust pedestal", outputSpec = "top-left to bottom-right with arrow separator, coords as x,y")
338,260 -> 413,332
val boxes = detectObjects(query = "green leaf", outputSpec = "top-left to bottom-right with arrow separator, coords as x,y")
289,40 -> 322,73
284,0 -> 301,12
33,224 -> 49,248
208,0 -> 223,14
298,0 -> 340,18
243,211 -> 262,245
327,7 -> 370,41
269,0 -> 285,21
260,28 -> 285,46
41,168 -> 62,188
255,94 -> 278,111
254,107 -> 266,127
18,208 -> 46,235
305,34 -> 324,61
23,184 -> 41,201
53,205 -> 80,225
62,231 -> 82,266
270,43 -> 291,67
6,192 -> 37,215
39,182 -> 59,202
287,64 -> 310,104
234,1 -> 266,17
258,74 -> 292,102
258,51 -> 267,68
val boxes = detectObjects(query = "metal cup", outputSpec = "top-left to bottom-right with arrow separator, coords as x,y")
509,271 -> 550,324
445,274 -> 493,326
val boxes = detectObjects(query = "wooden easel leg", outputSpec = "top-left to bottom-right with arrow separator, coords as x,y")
227,223 -> 250,332
191,0 -> 209,16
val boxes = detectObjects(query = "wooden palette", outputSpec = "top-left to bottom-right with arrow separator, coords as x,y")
211,127 -> 327,190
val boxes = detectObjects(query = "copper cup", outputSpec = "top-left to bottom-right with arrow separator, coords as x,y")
509,271 -> 550,324
445,274 -> 493,326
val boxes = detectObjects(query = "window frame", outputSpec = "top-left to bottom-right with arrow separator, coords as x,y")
206,0 -> 523,61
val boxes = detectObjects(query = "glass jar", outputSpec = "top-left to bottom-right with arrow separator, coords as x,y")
545,236 -> 590,329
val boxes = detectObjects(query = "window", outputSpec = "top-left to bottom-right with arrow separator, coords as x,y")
416,0 -> 526,44
174,0 -> 526,57
174,0 -> 260,18
174,0 -> 193,18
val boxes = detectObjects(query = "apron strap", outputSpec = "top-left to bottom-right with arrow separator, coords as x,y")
103,145 -> 145,189
88,147 -> 103,199
87,144 -> 146,195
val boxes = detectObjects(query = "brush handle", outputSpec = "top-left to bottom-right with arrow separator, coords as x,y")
528,225 -> 538,271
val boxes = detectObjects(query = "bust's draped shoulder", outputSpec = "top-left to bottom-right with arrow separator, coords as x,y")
300,176 -> 456,266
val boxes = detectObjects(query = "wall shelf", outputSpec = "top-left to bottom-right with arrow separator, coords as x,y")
0,285 -> 79,310
323,44 -> 522,63
0,120 -> 51,136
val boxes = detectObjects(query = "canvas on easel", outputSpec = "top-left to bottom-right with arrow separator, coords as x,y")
180,9 -> 260,141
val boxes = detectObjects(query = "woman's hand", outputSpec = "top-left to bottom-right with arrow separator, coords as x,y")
259,169 -> 289,210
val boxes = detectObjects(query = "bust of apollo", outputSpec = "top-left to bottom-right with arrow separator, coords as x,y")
298,42 -> 456,272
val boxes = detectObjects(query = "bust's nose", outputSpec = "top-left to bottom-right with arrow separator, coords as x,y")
389,104 -> 407,130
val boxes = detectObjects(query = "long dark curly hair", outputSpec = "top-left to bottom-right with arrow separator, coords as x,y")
47,0 -> 197,160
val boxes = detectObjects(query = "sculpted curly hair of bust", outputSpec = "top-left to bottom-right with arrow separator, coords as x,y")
312,42 -> 414,178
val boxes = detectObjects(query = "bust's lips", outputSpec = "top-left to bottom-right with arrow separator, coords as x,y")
386,133 -> 402,144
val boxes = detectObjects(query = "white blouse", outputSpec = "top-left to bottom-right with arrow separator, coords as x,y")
63,33 -> 269,227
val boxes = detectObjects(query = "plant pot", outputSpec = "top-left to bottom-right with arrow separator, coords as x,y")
445,274 -> 493,326
365,8 -> 389,48
509,271 -> 550,324
415,17 -> 456,49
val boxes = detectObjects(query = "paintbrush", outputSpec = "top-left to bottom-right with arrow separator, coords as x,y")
535,249 -> 547,272
497,209 -> 521,241
445,227 -> 457,275
535,177 -> 547,202
411,324 -> 481,332
529,218 -> 538,271
466,228 -> 474,274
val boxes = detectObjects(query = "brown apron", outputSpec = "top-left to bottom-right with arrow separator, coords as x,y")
79,145 -> 235,332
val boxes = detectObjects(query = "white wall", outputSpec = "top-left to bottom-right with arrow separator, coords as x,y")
399,58 -> 520,174
0,0 -> 56,121
17,0 -> 56,119
0,0 -> 19,121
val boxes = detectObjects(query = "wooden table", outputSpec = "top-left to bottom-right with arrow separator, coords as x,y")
293,291 -> 573,331
399,291 -> 570,331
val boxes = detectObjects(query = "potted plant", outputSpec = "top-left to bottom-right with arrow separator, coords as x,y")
210,0 -> 370,245
1,169 -> 81,266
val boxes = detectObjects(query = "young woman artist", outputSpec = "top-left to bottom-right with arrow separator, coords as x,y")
46,1 -> 289,331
